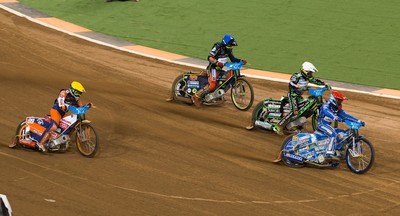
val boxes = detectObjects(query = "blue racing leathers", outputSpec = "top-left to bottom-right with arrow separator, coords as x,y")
317,101 -> 359,155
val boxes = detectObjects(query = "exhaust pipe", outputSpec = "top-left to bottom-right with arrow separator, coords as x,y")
255,120 -> 272,130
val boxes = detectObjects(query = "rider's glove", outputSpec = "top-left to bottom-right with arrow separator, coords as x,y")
86,102 -> 94,108
241,59 -> 247,65
325,83 -> 332,91
61,104 -> 69,111
358,120 -> 365,126
217,62 -> 224,68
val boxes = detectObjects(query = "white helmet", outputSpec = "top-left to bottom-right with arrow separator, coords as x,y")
301,61 -> 318,73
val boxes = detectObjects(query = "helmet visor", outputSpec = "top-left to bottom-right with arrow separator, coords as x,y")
71,88 -> 82,97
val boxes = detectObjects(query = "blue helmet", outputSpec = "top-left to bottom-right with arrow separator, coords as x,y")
221,34 -> 238,46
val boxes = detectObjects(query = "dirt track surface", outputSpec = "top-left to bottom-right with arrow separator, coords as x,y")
1,10 -> 400,216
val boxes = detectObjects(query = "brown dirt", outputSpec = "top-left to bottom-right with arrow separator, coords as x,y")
1,10 -> 399,216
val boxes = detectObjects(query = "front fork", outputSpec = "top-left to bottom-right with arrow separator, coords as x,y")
75,121 -> 91,142
348,136 -> 363,158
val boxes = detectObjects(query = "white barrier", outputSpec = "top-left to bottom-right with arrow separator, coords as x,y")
0,194 -> 12,216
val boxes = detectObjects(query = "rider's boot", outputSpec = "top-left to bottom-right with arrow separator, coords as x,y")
324,138 -> 339,162
36,143 -> 46,152
37,130 -> 56,152
191,94 -> 201,108
191,89 -> 205,108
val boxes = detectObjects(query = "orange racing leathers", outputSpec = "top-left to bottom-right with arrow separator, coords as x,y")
51,89 -> 83,126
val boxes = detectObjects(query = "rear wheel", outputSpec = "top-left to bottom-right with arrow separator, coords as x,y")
280,135 -> 305,168
250,101 -> 265,126
346,137 -> 374,174
231,77 -> 254,111
75,123 -> 99,158
170,75 -> 193,104
14,120 -> 36,151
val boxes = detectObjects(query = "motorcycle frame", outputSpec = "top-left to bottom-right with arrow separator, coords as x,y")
195,68 -> 242,98
261,93 -> 321,122
293,127 -> 361,163
23,112 -> 91,145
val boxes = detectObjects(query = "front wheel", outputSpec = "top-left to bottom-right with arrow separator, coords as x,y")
346,137 -> 374,174
75,123 -> 99,158
280,135 -> 305,168
231,77 -> 254,111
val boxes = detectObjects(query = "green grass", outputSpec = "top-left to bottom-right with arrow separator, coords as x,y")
19,0 -> 400,89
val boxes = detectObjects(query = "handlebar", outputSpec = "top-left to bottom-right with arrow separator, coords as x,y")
307,86 -> 327,97
344,119 -> 365,130
224,62 -> 244,70
69,104 -> 92,115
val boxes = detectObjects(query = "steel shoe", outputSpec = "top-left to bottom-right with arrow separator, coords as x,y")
272,125 -> 283,135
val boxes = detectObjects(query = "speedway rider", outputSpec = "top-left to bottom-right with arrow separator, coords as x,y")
318,91 -> 365,161
50,81 -> 87,129
191,34 -> 247,107
273,62 -> 329,135
17,81 -> 89,151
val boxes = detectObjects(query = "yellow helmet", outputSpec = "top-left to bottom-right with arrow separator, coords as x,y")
70,81 -> 85,97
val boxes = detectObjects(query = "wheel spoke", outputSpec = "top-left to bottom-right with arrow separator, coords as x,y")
76,124 -> 98,157
231,79 -> 253,110
346,138 -> 374,174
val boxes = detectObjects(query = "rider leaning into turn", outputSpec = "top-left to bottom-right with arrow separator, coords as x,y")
191,34 -> 247,107
18,81 -> 87,151
273,62 -> 329,135
48,81 -> 90,149
318,91 -> 364,161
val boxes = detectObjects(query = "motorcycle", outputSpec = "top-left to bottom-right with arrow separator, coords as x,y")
168,62 -> 254,111
247,86 -> 328,134
11,104 -> 99,158
276,120 -> 374,174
